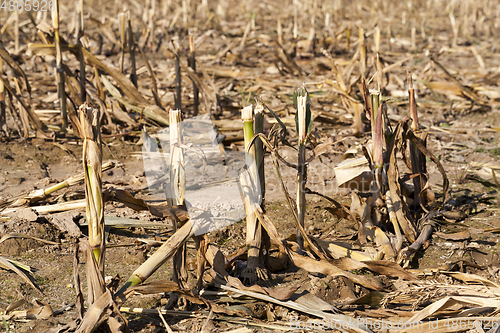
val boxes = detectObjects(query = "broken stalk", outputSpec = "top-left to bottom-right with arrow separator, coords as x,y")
408,71 -> 427,209
168,109 -> 189,291
242,105 -> 262,280
52,0 -> 67,128
296,87 -> 309,251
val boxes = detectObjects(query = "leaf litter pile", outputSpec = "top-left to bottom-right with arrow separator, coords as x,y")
1,0 -> 500,332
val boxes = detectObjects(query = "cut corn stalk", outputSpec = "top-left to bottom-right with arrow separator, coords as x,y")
116,219 -> 194,299
0,161 -> 114,209
294,86 -> 311,251
241,104 -> 263,283
52,0 -> 67,128
370,91 -> 384,207
169,109 -> 189,295
118,12 -> 126,74
168,110 -> 185,207
188,30 -> 199,116
172,38 -> 182,110
358,27 -> 366,78
407,71 -> 429,208
127,11 -> 138,88
254,102 -> 270,263
80,103 -> 104,265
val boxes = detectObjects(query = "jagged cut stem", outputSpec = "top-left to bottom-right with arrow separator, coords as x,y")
169,110 -> 185,206
81,104 -> 104,265
359,27 -> 366,79
371,92 -> 383,206
254,103 -> 265,199
116,221 -> 194,298
119,13 -> 126,73
169,109 -> 188,291
242,105 -> 262,271
407,71 -> 425,208
370,91 -> 383,167
189,31 -> 199,116
408,70 -> 419,131
296,93 -> 308,250
52,0 -> 67,128
127,12 -> 137,87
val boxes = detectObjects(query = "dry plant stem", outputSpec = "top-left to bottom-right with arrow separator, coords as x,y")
0,58 -> 5,135
78,49 -> 86,103
189,33 -> 199,116
371,95 -> 383,206
254,103 -> 270,263
360,78 -> 371,119
139,47 -> 161,107
169,110 -> 189,291
76,0 -> 86,102
408,71 -> 425,208
81,104 -> 104,264
358,27 -> 366,79
387,121 -> 418,243
171,36 -> 182,111
175,55 -> 181,110
254,105 -> 266,207
0,75 -> 44,131
13,79 -> 29,138
397,224 -> 433,268
242,105 -> 262,274
14,10 -> 20,53
248,132 -> 322,258
116,220 -> 194,299
277,18 -> 283,45
385,189 -> 403,252
52,0 -> 67,128
408,71 -> 418,131
296,93 -> 307,251
429,55 -> 479,102
3,161 -> 114,208
0,199 -> 86,216
157,308 -> 174,333
79,104 -> 106,308
193,234 -> 208,293
374,26 -> 380,53
127,13 -> 138,88
119,13 -> 126,73
75,0 -> 84,43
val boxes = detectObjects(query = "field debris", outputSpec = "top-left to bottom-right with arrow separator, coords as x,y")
1,0 -> 500,332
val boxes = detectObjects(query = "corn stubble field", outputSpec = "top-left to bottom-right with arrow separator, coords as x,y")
1,0 -> 500,332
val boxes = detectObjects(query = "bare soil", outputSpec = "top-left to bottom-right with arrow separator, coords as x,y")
1,0 -> 500,332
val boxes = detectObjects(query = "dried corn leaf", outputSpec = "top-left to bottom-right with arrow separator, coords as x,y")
406,296 -> 500,324
8,300 -> 53,320
442,271 -> 500,290
0,255 -> 41,293
0,76 -> 43,131
249,200 -> 384,290
101,76 -> 169,126
75,289 -> 114,333
1,161 -> 115,209
0,41 -> 30,93
0,233 -> 59,246
219,285 -> 370,333
312,237 -> 376,261
334,156 -> 371,189
434,230 -> 471,241
387,120 -> 418,242
374,226 -> 396,259
205,244 -> 296,300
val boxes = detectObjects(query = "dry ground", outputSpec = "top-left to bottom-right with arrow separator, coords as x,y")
1,0 -> 500,332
